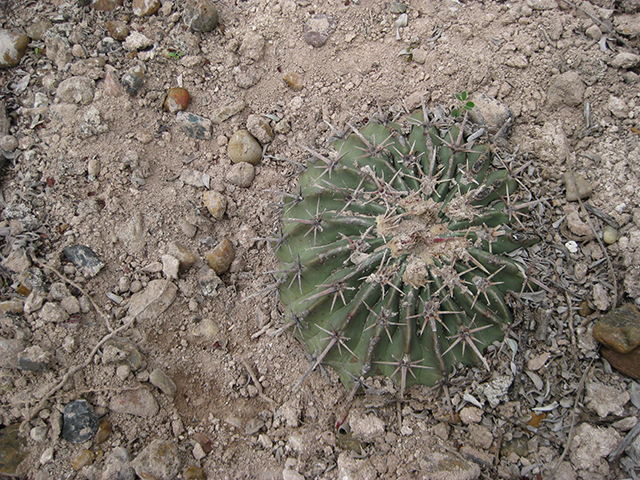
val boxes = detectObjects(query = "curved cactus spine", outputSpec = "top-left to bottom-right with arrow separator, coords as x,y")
274,105 -> 540,394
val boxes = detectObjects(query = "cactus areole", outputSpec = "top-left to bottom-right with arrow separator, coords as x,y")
275,107 -> 539,394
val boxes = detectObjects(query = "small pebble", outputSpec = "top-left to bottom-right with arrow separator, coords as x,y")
123,31 -> 154,51
62,245 -> 105,277
121,65 -> 145,96
185,465 -> 206,480
149,368 -> 177,396
304,14 -> 336,47
203,191 -> 227,220
284,72 -> 303,91
226,162 -> 255,188
91,0 -> 123,11
133,0 -> 160,16
176,112 -> 212,140
168,243 -> 197,272
0,29 -> 30,69
109,389 -> 159,417
164,87 -> 190,113
71,449 -> 95,470
95,419 -> 112,443
87,157 -> 101,178
161,254 -> 180,280
563,171 -> 592,201
603,225 -> 618,244
0,134 -> 18,152
246,114 -> 274,144
131,440 -> 180,480
106,20 -> 129,41
56,76 -> 95,105
228,130 -> 262,165
205,239 -> 235,275
183,0 -> 219,32
62,400 -> 99,444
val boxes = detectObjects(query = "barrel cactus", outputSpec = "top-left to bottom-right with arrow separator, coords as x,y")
272,102 -> 539,396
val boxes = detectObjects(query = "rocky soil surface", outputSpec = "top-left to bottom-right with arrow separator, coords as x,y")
1,0 -> 640,478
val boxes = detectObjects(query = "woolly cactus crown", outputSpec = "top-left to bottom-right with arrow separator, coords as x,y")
273,102 -> 539,395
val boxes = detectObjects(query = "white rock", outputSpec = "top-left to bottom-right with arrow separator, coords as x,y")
123,31 -> 154,51
570,423 -> 621,471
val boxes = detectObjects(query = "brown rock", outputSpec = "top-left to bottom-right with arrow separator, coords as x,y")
0,30 -> 30,69
91,0 -> 123,11
284,72 -> 304,91
164,87 -> 190,112
106,20 -> 130,41
600,346 -> 640,380
593,304 -> 640,353
133,0 -> 160,16
183,0 -> 219,32
205,239 -> 235,275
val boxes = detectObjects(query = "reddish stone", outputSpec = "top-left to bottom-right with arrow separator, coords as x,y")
601,346 -> 640,380
593,304 -> 640,354
164,87 -> 189,113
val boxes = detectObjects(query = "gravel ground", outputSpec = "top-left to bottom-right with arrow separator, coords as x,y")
1,0 -> 640,478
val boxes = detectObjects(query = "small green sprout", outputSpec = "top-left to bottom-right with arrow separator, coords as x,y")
451,91 -> 475,117
167,51 -> 185,60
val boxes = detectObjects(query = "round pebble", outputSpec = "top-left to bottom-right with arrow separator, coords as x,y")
122,66 -> 145,96
183,0 -> 219,32
0,30 -> 30,68
205,239 -> 235,275
0,135 -> 18,152
304,14 -> 337,47
106,20 -> 130,41
62,400 -> 99,444
603,225 -> 618,244
228,130 -> 262,165
164,87 -> 190,112
226,162 -> 255,188
149,368 -> 177,396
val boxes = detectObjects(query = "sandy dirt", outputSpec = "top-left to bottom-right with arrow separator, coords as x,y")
1,0 -> 640,478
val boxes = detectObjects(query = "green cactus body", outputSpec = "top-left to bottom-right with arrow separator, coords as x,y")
275,109 -> 538,393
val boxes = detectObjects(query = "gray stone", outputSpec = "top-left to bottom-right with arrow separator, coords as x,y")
109,388 -> 159,417
349,412 -> 385,442
127,279 -> 177,321
196,265 -> 222,297
176,112 -> 212,139
563,171 -> 592,201
56,76 -> 95,105
0,134 -> 18,152
45,34 -> 73,69
121,65 -> 145,96
183,0 -> 219,32
615,13 -> 640,37
149,368 -> 177,396
161,255 -> 180,280
234,66 -> 261,89
2,248 -> 32,274
608,95 -> 629,119
0,337 -> 23,368
102,447 -> 135,480
610,52 -> 640,69
546,71 -> 585,108
131,440 -> 180,480
103,337 -> 143,370
3,203 -> 42,233
39,302 -> 70,323
304,14 -> 336,47
123,31 -> 154,51
63,245 -> 105,278
570,423 -> 621,471
228,130 -> 262,165
211,99 -> 246,124
18,345 -> 51,372
418,450 -> 480,480
246,115 -> 274,144
585,381 -> 630,418
226,162 -> 255,187
585,25 -> 602,40
468,93 -> 514,134
239,32 -> 265,61
62,399 -> 99,444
